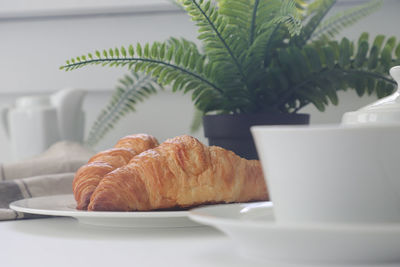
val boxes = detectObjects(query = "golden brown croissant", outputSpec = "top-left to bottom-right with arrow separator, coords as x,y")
87,135 -> 268,211
73,134 -> 158,210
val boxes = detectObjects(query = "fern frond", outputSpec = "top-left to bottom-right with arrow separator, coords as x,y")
249,0 -> 261,45
181,0 -> 248,86
86,72 -> 160,147
273,34 -> 398,112
61,38 -> 225,105
217,0 -> 253,46
305,0 -> 334,16
277,0 -> 303,36
253,0 -> 288,37
244,0 -> 302,84
61,37 -> 254,113
294,0 -> 336,46
311,0 -> 383,41
61,0 -> 392,140
217,0 -> 298,46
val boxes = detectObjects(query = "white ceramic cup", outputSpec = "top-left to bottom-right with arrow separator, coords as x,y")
251,124 -> 400,225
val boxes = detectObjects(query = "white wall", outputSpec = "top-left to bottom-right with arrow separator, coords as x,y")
0,0 -> 399,162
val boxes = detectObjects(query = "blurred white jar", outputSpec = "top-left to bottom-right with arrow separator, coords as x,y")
6,95 -> 60,160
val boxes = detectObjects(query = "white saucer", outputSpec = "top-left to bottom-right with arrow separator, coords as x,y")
189,202 -> 400,265
10,194 -> 201,228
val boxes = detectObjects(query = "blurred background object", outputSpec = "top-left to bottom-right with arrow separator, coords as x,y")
1,88 -> 85,160
0,0 -> 399,161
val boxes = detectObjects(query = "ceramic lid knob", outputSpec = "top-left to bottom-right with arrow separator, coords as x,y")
342,66 -> 400,125
15,95 -> 52,109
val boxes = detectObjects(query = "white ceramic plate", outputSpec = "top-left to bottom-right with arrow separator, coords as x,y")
10,194 -> 201,228
189,202 -> 400,265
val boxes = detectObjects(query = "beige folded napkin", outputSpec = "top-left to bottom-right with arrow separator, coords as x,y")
0,141 -> 94,220
0,141 -> 94,181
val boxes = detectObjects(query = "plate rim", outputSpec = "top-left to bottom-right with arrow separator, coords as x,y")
188,202 -> 400,233
9,194 -> 189,219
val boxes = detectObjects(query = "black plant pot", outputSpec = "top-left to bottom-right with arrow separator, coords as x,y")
203,113 -> 310,160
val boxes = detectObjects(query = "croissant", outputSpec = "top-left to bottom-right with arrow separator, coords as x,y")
87,135 -> 268,211
73,134 -> 158,210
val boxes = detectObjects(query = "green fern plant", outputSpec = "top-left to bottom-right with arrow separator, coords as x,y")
61,0 -> 400,146
86,72 -> 161,147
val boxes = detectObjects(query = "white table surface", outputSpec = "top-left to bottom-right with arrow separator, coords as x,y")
3,217 -> 400,267
0,217 -> 281,267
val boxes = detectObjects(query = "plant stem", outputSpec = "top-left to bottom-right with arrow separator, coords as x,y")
63,57 -> 223,94
263,22 -> 282,67
190,0 -> 247,83
311,0 -> 383,40
341,69 -> 396,85
312,8 -> 362,39
249,0 -> 260,46
300,0 -> 337,45
273,67 -> 396,110
272,68 -> 331,109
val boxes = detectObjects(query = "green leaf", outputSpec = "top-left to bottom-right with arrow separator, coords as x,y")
172,76 -> 184,92
182,50 -> 191,67
85,72 -> 162,146
339,38 -> 351,67
367,46 -> 379,69
136,43 -> 142,57
129,45 -> 134,57
323,45 -> 335,69
304,46 -> 322,72
325,82 -> 338,105
354,41 -> 369,67
151,43 -> 159,58
175,46 -> 184,65
121,46 -> 127,57
166,46 -> 174,61
354,76 -> 366,97
159,43 -> 166,59
144,43 -> 150,57
381,46 -> 392,71
385,36 -> 397,50
296,0 -> 336,45
311,0 -> 382,41
358,32 -> 369,46
395,44 -> 400,58
373,35 -> 385,51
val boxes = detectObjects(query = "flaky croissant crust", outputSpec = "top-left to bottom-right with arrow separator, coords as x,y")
73,134 -> 158,210
87,135 -> 268,211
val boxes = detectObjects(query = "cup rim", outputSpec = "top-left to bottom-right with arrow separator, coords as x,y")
251,123 -> 400,133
